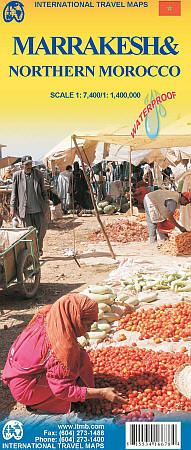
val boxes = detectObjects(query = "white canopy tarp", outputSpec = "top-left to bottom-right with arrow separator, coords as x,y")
74,134 -> 191,150
44,114 -> 191,169
74,134 -> 191,168
103,144 -> 151,166
43,134 -> 100,168
45,135 -> 191,169
74,115 -> 191,166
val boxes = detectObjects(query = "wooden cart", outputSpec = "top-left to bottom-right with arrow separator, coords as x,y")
0,227 -> 40,299
0,187 -> 12,227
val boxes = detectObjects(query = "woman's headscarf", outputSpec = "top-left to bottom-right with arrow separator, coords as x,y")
46,293 -> 98,372
73,161 -> 80,172
27,294 -> 98,374
144,164 -> 151,175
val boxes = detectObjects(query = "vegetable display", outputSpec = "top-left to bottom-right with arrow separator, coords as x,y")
97,199 -> 130,215
78,268 -> 191,346
75,271 -> 191,420
160,232 -> 191,256
97,201 -> 110,209
103,205 -> 116,215
120,269 -> 191,293
174,210 -> 180,221
79,286 -> 120,344
118,303 -> 191,343
136,213 -> 147,222
74,346 -> 191,417
90,220 -> 148,243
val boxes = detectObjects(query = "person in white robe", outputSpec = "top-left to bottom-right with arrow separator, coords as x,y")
57,165 -> 72,214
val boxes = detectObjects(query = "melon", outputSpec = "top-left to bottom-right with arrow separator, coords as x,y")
121,197 -> 129,205
92,207 -> 104,215
98,201 -> 109,209
121,203 -> 130,213
103,205 -> 115,215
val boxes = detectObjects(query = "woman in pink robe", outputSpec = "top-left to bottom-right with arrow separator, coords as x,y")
3,293 -> 127,413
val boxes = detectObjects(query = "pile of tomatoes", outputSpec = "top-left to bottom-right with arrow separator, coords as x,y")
118,303 -> 191,344
75,346 -> 191,418
114,410 -> 154,424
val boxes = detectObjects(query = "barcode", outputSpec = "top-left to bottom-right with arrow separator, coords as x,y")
126,422 -> 181,449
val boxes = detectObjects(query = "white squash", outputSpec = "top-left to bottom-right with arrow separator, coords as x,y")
96,298 -> 114,305
98,311 -> 105,320
77,336 -> 87,347
90,322 -> 98,331
97,320 -> 111,332
124,297 -> 139,306
81,290 -> 114,304
98,303 -> 111,312
116,293 -> 129,302
88,285 -> 113,295
103,312 -> 120,323
138,292 -> 158,303
86,330 -> 107,340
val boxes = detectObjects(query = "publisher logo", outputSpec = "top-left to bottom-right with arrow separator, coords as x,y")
3,2 -> 25,23
2,420 -> 23,440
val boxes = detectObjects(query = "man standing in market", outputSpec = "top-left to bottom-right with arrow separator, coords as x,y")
144,189 -> 190,244
10,156 -> 48,256
57,165 -> 72,214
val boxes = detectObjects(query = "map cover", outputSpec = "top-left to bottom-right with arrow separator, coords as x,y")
0,1 -> 191,450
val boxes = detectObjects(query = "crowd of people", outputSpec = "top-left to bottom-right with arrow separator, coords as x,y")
55,160 -> 144,210
1,154 -> 190,254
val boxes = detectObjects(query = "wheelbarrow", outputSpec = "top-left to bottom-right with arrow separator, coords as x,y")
0,227 -> 41,299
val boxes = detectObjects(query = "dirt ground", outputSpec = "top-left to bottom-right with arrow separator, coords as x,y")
1,214 -> 191,418
0,215 -> 120,417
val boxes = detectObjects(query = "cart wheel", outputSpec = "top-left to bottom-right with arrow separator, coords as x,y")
17,249 -> 41,299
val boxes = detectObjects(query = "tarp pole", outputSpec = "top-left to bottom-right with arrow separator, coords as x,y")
80,146 -> 100,194
129,148 -> 133,215
72,135 -> 116,260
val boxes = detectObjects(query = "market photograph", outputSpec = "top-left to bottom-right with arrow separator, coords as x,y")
0,129 -> 191,426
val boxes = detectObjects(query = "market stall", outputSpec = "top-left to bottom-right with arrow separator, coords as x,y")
0,187 -> 12,226
72,133 -> 191,220
0,156 -> 20,171
42,130 -> 191,259
0,157 -> 21,226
